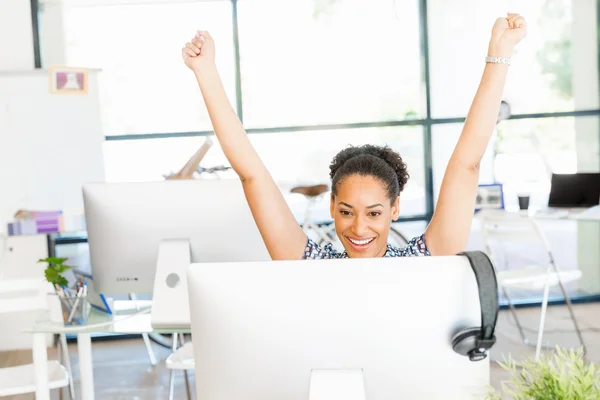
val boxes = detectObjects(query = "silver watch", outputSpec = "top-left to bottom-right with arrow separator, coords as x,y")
485,56 -> 511,66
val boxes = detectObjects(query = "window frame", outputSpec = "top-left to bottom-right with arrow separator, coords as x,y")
31,0 -> 600,224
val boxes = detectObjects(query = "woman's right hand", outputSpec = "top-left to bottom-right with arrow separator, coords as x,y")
182,31 -> 216,75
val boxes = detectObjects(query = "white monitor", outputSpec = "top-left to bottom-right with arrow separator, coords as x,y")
187,256 -> 491,400
82,179 -> 271,295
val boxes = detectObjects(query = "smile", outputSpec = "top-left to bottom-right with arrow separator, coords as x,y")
347,237 -> 375,246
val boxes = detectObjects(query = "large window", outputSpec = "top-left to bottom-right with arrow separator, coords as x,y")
61,1 -> 236,135
104,126 -> 426,220
432,116 -> 599,210
237,0 -> 423,128
428,0 -> 599,117
493,115 -> 599,208
39,0 -> 600,223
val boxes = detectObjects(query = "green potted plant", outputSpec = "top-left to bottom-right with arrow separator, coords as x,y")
486,346 -> 600,399
38,257 -> 90,325
38,257 -> 75,288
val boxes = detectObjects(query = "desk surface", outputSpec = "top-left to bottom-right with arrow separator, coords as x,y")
478,206 -> 600,221
27,302 -> 190,334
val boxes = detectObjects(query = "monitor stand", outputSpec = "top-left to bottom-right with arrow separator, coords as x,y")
309,369 -> 366,400
151,239 -> 191,329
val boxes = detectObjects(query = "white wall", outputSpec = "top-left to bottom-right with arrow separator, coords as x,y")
0,0 -> 106,232
0,70 -> 106,232
0,0 -> 35,70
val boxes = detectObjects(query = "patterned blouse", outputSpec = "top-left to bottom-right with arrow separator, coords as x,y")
302,233 -> 431,259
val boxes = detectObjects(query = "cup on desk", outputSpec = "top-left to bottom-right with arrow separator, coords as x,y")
517,193 -> 530,210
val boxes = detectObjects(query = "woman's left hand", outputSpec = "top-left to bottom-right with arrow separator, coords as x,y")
489,13 -> 527,56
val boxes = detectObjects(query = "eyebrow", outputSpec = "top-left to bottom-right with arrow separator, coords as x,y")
338,202 -> 384,209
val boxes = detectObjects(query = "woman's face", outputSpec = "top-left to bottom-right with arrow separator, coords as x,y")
330,174 -> 399,258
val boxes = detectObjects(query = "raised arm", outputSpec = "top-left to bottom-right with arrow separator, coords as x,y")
425,14 -> 527,256
182,31 -> 307,260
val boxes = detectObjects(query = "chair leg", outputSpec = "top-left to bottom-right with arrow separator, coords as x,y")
179,334 -> 192,400
502,286 -> 530,345
168,333 -> 179,400
554,273 -> 587,356
59,333 -> 75,400
535,270 -> 552,360
547,254 -> 588,356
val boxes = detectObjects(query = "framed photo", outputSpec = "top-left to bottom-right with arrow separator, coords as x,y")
49,66 -> 88,95
475,183 -> 504,211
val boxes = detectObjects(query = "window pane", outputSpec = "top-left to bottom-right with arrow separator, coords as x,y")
428,0 -> 599,117
494,115 -> 599,209
237,0 -> 423,128
61,1 -> 235,135
432,116 -> 600,210
103,127 -> 426,221
248,127 -> 427,219
102,136 -> 230,183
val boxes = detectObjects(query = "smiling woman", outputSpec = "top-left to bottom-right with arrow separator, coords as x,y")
182,13 -> 528,260
323,144 -> 413,258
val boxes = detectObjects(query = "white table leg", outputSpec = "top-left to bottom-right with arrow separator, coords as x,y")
33,333 -> 50,400
78,333 -> 95,400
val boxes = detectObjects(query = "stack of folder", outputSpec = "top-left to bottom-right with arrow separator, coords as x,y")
8,210 -> 64,235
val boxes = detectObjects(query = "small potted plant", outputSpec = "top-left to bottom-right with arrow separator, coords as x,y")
38,257 -> 74,289
38,257 -> 89,325
486,346 -> 600,399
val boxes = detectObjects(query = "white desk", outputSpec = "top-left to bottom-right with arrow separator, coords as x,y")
26,302 -> 188,400
476,206 -> 600,221
474,208 -> 600,296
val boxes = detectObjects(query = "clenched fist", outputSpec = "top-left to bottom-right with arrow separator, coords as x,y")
182,31 -> 216,74
489,13 -> 527,56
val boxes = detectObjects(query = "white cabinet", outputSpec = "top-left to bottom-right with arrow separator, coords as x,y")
0,234 -> 55,351
0,234 -> 48,279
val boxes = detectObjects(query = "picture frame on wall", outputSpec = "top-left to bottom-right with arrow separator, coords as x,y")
49,66 -> 88,95
475,183 -> 504,211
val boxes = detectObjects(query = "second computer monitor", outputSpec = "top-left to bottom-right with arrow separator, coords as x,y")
548,173 -> 600,208
83,179 -> 271,295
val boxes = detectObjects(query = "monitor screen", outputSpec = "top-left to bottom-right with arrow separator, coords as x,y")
548,173 -> 600,207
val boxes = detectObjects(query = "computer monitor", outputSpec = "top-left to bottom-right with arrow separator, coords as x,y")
82,179 -> 271,295
187,256 -> 490,399
548,173 -> 600,208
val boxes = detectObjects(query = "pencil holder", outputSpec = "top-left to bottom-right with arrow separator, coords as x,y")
57,294 -> 91,326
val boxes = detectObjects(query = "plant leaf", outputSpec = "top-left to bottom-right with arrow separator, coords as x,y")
486,347 -> 600,399
44,268 -> 68,287
38,257 -> 68,265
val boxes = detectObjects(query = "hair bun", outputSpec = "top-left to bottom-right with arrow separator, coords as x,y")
329,144 -> 409,200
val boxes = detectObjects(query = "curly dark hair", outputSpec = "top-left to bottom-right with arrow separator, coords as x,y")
329,144 -> 409,202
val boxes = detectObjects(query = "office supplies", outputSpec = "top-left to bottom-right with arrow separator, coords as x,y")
72,269 -> 111,315
56,281 -> 90,326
